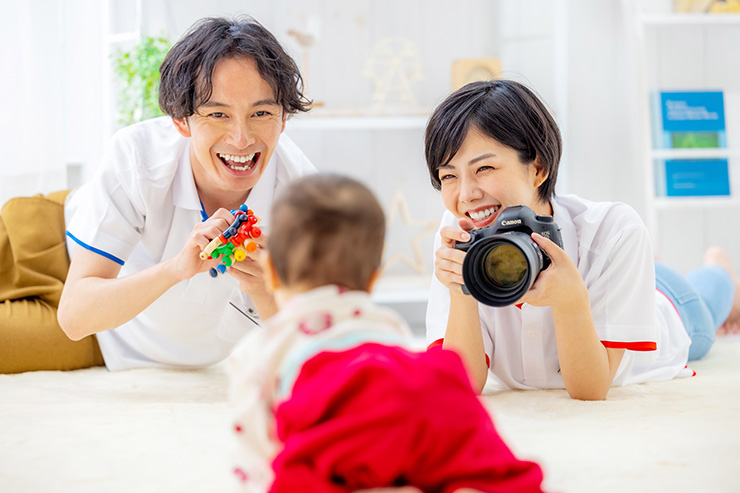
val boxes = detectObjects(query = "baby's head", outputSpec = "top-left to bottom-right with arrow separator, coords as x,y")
267,173 -> 385,294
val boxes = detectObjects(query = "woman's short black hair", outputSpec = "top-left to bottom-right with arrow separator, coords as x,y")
424,79 -> 562,203
159,16 -> 310,119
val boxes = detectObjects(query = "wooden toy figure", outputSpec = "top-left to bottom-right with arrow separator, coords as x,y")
200,204 -> 262,278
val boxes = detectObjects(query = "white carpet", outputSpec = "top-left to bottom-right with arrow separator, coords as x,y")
1,338 -> 739,493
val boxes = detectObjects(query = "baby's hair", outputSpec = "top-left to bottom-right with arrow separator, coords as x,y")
268,174 -> 385,291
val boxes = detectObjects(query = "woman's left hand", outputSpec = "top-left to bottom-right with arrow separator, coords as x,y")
519,232 -> 588,310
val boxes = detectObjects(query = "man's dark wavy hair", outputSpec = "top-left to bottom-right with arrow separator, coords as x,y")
159,16 -> 310,119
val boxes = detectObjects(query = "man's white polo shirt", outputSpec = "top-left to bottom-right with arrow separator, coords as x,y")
65,117 -> 316,371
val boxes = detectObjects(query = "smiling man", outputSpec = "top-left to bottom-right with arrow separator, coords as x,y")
45,17 -> 316,372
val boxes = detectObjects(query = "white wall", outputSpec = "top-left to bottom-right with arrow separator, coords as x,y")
2,0 -> 737,277
566,0 -> 642,208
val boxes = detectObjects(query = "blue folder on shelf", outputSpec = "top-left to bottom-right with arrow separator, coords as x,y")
656,91 -> 726,149
665,159 -> 730,197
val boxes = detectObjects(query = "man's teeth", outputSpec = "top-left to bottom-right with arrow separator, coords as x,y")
219,153 -> 255,163
218,153 -> 256,170
469,206 -> 499,221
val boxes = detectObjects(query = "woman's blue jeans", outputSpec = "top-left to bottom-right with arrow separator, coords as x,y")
655,262 -> 735,361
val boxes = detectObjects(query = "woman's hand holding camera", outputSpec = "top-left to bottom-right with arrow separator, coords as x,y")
519,232 -> 588,311
435,218 -> 474,293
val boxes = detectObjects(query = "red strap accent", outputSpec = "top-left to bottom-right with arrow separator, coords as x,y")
656,288 -> 681,318
427,338 -> 490,369
514,303 -> 524,309
427,338 -> 444,351
601,340 -> 657,351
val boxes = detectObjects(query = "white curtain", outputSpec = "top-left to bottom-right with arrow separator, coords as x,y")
0,0 -> 104,205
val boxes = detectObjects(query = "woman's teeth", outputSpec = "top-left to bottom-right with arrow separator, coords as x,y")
218,153 -> 256,171
469,206 -> 499,222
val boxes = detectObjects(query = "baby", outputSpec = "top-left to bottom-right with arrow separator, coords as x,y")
228,173 -> 545,493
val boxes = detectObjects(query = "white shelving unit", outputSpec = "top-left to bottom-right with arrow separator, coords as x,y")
287,114 -> 429,131
650,148 -> 740,160
630,4 -> 740,252
641,13 -> 740,25
286,111 -> 434,333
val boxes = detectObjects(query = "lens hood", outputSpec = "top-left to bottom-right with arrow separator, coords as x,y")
461,231 -> 545,307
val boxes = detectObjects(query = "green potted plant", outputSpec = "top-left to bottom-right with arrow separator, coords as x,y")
112,35 -> 171,126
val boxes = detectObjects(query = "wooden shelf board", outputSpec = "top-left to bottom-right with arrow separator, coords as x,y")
650,148 -> 740,160
287,115 -> 429,131
654,196 -> 740,210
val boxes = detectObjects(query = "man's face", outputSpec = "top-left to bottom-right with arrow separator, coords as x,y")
173,57 -> 286,199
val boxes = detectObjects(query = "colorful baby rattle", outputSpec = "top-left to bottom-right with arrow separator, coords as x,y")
200,204 -> 262,278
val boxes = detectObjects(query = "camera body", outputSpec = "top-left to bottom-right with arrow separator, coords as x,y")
455,205 -> 563,306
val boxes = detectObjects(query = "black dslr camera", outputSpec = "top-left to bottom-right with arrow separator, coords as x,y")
455,205 -> 563,307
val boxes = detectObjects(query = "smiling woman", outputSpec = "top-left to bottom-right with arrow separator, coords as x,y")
424,79 -> 739,400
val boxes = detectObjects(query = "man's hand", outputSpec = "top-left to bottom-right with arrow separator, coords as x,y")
58,207 -> 239,340
227,231 -> 270,297
168,208 -> 234,281
227,232 -> 277,319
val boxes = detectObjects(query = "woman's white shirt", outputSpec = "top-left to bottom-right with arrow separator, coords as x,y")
426,194 -> 691,389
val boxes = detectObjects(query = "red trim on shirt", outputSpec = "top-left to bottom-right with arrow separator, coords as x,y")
427,338 -> 491,368
601,340 -> 657,351
427,338 -> 444,350
656,288 -> 682,319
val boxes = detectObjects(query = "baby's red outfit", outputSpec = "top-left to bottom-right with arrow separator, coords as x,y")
271,342 -> 544,493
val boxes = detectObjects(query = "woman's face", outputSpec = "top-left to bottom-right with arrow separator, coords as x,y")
438,129 -> 551,229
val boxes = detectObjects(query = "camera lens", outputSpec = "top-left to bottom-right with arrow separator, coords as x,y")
461,232 -> 544,306
483,244 -> 527,288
